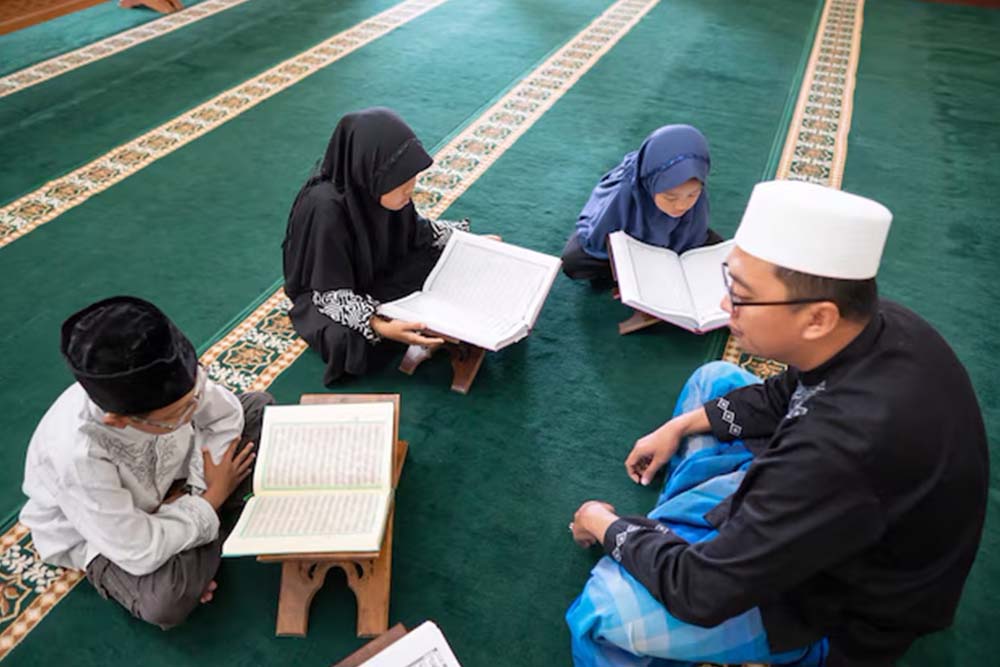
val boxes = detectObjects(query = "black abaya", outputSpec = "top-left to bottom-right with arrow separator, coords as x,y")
282,108 -> 442,383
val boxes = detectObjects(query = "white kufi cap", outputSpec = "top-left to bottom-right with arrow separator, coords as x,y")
734,180 -> 892,280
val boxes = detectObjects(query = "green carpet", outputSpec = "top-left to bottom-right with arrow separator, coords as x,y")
3,0 -> 997,664
0,1 -> 212,77
0,0 -> 407,202
841,1 -> 1000,664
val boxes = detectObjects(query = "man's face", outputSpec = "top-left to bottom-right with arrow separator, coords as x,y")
721,246 -> 812,362
379,175 -> 418,211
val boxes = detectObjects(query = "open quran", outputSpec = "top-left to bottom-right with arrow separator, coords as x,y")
377,231 -> 561,351
358,622 -> 462,667
608,231 -> 735,334
222,397 -> 399,557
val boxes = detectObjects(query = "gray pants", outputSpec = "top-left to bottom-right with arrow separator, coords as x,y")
85,391 -> 274,630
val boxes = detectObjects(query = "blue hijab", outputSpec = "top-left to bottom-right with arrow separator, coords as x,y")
575,125 -> 711,259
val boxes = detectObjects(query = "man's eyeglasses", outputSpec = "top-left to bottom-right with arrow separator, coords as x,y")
721,262 -> 831,309
128,366 -> 206,432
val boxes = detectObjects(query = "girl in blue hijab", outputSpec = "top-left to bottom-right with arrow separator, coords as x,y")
561,124 -> 721,282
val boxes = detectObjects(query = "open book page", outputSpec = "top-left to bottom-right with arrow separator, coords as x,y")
679,240 -> 734,329
378,291 -> 521,351
379,232 -> 560,350
610,232 -> 694,320
222,490 -> 391,555
425,232 -> 559,328
360,621 -> 463,667
253,403 -> 395,494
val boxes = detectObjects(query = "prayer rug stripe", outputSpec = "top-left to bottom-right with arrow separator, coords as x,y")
0,0 -> 450,250
721,0 -> 865,379
0,0 -> 252,99
198,0 -> 662,394
0,0 -> 659,652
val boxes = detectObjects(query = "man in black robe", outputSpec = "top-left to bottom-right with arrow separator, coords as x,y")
567,181 -> 988,667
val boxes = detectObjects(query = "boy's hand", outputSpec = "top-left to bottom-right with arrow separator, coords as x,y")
160,478 -> 187,506
201,439 -> 255,510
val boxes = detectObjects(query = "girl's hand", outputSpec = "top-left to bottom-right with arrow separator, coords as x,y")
372,317 -> 445,346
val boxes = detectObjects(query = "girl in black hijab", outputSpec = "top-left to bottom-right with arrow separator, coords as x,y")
282,108 -> 471,384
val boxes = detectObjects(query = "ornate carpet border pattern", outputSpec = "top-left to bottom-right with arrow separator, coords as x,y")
775,0 -> 863,189
200,0 -> 662,395
0,0 -> 252,99
0,523 -> 84,660
0,0 -> 449,250
723,0 -> 865,378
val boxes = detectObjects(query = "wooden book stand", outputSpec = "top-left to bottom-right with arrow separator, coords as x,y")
398,331 -> 486,394
617,309 -> 662,335
257,394 -> 406,638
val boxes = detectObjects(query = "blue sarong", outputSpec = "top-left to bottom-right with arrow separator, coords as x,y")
566,361 -> 828,667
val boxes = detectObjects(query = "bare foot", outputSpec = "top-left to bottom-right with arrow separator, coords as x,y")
200,580 -> 218,604
405,343 -> 436,363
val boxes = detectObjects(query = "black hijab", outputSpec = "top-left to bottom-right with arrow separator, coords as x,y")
282,108 -> 434,300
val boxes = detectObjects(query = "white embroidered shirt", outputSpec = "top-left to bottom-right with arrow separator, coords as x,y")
20,376 -> 243,576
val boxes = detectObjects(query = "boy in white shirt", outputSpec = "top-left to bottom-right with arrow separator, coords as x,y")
21,296 -> 273,629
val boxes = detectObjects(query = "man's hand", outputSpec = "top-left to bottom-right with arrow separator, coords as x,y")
482,234 -> 502,242
625,408 -> 711,486
570,501 -> 618,548
625,425 -> 682,486
371,317 -> 445,347
202,439 -> 255,510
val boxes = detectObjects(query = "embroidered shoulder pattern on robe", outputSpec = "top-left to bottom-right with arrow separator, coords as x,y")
428,218 -> 471,249
785,380 -> 827,420
312,289 -> 380,342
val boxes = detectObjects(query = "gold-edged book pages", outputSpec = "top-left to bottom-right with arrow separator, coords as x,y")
222,396 -> 400,556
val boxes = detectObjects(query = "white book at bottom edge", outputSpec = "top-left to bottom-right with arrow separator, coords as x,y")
360,621 -> 463,667
609,231 -> 734,334
377,231 -> 561,351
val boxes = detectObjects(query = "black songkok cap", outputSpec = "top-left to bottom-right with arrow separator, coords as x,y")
60,296 -> 198,415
